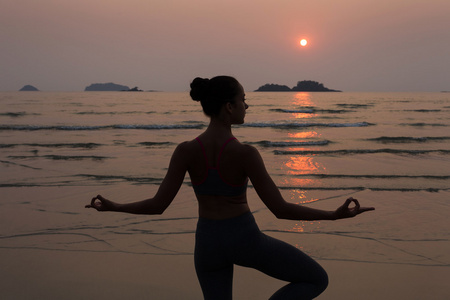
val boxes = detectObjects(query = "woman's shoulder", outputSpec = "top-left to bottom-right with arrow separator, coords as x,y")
176,137 -> 259,156
232,139 -> 260,157
176,139 -> 198,151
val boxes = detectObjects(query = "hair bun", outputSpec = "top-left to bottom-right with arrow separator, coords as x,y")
190,77 -> 210,102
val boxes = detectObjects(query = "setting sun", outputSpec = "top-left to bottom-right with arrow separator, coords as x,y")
300,39 -> 308,47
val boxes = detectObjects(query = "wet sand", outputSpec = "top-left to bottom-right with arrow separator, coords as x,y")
1,185 -> 449,299
1,247 -> 449,299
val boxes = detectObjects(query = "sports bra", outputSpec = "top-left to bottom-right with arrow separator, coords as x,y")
191,137 -> 248,197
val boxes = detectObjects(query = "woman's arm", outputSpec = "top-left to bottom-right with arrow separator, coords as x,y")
243,145 -> 374,221
85,142 -> 188,215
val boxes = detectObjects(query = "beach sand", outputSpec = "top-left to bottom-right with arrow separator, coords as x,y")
1,247 -> 449,299
1,186 -> 449,299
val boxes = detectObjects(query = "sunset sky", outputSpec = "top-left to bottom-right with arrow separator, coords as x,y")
2,0 -> 449,92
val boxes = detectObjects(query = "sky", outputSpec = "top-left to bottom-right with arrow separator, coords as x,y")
1,0 -> 449,92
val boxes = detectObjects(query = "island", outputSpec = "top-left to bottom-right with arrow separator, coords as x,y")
19,85 -> 39,91
255,84 -> 291,92
85,82 -> 130,91
255,80 -> 341,92
121,86 -> 143,92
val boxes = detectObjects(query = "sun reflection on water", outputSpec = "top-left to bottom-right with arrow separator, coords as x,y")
292,92 -> 315,107
280,93 -> 328,233
279,94 -> 326,186
288,131 -> 319,139
285,156 -> 324,176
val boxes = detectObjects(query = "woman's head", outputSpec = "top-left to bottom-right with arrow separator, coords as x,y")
190,76 -> 243,117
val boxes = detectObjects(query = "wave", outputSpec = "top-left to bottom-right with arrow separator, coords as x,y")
0,144 -> 15,148
274,149 -> 450,155
242,122 -> 374,128
290,174 -> 450,179
0,123 -> 206,131
75,111 -> 156,115
404,109 -> 442,113
252,140 -> 330,147
0,122 -> 372,131
335,103 -> 374,109
270,108 -> 315,113
0,174 -> 172,187
0,112 -> 40,117
317,109 -> 355,114
76,174 -> 163,183
401,123 -> 448,127
1,143 -> 102,149
270,108 -> 355,114
278,186 -> 447,192
2,175 -> 446,192
137,142 -> 174,147
8,155 -> 111,161
1,142 -> 173,150
100,124 -> 206,130
0,183 -> 63,187
367,136 -> 450,143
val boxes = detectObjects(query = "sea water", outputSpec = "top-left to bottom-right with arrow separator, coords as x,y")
0,91 -> 449,267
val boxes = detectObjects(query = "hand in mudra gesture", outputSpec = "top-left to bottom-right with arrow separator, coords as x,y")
334,197 -> 374,219
85,195 -> 116,212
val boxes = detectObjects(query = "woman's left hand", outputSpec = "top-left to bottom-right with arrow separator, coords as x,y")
85,195 -> 116,212
334,197 -> 374,220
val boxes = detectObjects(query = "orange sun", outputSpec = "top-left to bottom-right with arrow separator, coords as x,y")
300,39 -> 308,47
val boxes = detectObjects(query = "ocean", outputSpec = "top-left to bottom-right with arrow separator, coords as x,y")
1,91 -> 449,269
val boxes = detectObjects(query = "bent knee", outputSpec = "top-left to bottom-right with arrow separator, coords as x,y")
315,269 -> 329,294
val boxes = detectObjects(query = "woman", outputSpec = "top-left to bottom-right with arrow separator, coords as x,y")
86,76 -> 374,299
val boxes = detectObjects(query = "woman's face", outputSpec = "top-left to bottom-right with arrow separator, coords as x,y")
230,84 -> 248,124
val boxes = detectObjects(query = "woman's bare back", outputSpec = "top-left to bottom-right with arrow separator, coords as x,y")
182,136 -> 251,219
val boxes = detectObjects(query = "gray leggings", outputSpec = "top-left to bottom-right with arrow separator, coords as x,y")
195,212 -> 328,300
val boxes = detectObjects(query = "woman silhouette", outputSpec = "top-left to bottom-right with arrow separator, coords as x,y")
86,75 -> 374,299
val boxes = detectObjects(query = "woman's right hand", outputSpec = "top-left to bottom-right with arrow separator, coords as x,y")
85,195 -> 116,212
333,197 -> 375,220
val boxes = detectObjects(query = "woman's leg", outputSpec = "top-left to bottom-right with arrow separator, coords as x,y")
194,259 -> 234,300
195,213 -> 327,299
233,232 -> 328,300
195,218 -> 234,300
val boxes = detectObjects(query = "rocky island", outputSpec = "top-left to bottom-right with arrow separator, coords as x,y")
85,82 -> 130,91
255,84 -> 291,92
19,85 -> 39,91
255,80 -> 341,92
121,86 -> 143,92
